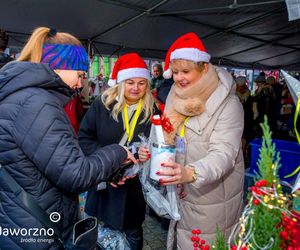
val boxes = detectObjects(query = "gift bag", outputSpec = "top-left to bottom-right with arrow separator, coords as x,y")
97,225 -> 130,250
139,115 -> 181,221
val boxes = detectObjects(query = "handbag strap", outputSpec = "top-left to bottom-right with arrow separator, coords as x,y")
0,165 -> 63,244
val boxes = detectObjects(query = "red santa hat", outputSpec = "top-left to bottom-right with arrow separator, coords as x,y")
108,53 -> 151,87
163,32 -> 211,79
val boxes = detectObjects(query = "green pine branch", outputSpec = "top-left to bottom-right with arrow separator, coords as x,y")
212,225 -> 227,250
256,116 -> 281,186
250,204 -> 282,249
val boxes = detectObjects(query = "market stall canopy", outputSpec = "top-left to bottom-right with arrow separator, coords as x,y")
1,0 -> 300,70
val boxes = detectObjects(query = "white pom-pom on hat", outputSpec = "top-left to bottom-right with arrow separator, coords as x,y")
163,68 -> 173,79
107,79 -> 116,87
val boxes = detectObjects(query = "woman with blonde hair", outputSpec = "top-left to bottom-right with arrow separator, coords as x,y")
79,53 -> 157,250
153,32 -> 244,248
0,27 -> 135,249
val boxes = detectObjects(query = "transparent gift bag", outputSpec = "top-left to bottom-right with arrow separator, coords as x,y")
97,225 -> 130,250
78,190 -> 130,249
138,116 -> 181,221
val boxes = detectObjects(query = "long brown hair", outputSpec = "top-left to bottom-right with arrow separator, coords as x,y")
18,27 -> 81,63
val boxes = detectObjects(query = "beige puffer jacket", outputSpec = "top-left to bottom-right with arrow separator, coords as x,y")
167,66 -> 244,249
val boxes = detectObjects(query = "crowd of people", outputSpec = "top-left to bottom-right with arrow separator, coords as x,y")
234,71 -> 297,164
0,27 -> 297,250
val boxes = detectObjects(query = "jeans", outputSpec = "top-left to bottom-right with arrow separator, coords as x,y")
123,227 -> 143,250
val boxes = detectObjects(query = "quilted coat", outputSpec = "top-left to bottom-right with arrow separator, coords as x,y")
0,61 -> 127,250
167,66 -> 244,249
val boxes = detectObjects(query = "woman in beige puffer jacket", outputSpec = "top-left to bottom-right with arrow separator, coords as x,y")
156,32 -> 244,249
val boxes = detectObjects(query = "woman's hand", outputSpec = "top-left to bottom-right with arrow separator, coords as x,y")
138,146 -> 151,163
109,178 -> 126,188
122,146 -> 138,165
156,161 -> 195,185
109,174 -> 137,188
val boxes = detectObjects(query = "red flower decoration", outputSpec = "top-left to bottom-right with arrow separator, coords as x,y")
255,179 -> 267,187
280,230 -> 289,240
190,228 -> 211,249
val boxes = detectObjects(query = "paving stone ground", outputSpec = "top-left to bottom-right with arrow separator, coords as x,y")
142,213 -> 168,250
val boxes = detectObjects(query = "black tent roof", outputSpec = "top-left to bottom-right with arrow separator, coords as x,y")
1,0 -> 300,69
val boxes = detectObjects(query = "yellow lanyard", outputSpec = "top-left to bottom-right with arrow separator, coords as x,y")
294,96 -> 300,144
124,99 -> 143,143
179,117 -> 190,138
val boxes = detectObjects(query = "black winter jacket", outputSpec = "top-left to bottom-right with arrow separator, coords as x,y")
0,51 -> 13,69
78,98 -> 153,230
0,62 -> 127,250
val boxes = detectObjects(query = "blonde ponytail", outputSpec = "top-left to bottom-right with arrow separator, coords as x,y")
18,27 -> 82,63
18,27 -> 49,63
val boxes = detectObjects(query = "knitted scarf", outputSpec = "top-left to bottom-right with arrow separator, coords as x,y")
163,63 -> 219,144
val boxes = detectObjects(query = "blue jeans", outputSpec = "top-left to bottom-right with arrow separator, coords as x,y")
123,227 -> 143,250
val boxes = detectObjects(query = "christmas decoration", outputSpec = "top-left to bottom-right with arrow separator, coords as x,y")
190,228 -> 210,250
192,117 -> 300,249
226,117 -> 299,249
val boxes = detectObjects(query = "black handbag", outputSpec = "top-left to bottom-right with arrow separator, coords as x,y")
0,165 -> 98,250
65,217 -> 98,250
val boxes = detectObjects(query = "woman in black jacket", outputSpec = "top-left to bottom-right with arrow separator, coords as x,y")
0,27 -> 135,250
253,74 -> 277,137
79,53 -> 156,250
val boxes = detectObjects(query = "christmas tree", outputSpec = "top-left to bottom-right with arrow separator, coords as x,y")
191,117 -> 300,250
223,117 -> 299,249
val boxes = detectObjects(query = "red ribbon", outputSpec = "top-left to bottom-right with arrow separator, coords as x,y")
151,115 -> 161,125
151,114 -> 173,133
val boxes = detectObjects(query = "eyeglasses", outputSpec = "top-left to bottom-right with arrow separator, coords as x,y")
78,72 -> 86,79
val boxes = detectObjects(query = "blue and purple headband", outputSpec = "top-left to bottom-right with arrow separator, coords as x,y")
41,44 -> 88,71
